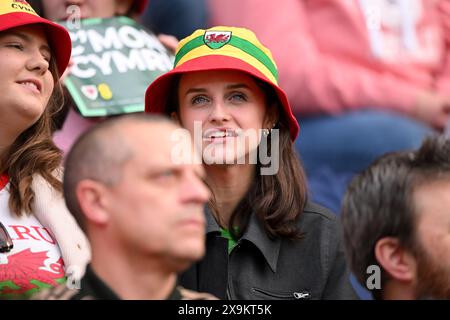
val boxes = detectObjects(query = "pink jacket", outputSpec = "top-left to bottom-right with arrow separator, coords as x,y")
53,108 -> 99,155
209,0 -> 450,115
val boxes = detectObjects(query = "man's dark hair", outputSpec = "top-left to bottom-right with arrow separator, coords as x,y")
63,113 -> 173,232
341,135 -> 450,300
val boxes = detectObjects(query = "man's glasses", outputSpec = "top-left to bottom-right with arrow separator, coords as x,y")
0,222 -> 13,253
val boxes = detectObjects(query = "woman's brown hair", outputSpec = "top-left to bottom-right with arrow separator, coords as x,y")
166,75 -> 308,240
0,57 -> 64,217
228,79 -> 308,240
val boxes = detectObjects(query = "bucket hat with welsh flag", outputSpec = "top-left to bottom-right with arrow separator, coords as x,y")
145,26 -> 300,141
0,0 -> 72,76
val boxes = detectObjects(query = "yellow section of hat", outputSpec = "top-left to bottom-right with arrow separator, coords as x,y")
0,0 -> 38,16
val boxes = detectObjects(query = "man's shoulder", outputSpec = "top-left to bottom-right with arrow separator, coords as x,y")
295,201 -> 342,242
32,284 -> 218,300
31,284 -> 92,300
301,201 -> 337,222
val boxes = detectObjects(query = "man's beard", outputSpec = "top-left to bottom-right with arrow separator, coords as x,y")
414,242 -> 450,299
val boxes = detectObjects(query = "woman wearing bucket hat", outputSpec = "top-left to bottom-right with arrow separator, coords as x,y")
0,0 -> 90,299
145,26 -> 357,300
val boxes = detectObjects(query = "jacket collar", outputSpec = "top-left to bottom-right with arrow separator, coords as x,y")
205,205 -> 221,234
82,264 -> 121,299
204,206 -> 281,273
241,211 -> 281,273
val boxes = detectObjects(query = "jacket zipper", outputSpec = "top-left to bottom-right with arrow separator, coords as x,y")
252,287 -> 311,300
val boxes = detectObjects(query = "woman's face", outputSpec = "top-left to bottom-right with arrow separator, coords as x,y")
0,25 -> 54,134
40,0 -> 134,20
177,70 -> 272,165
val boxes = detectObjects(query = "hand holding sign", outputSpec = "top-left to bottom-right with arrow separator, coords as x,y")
157,34 -> 179,54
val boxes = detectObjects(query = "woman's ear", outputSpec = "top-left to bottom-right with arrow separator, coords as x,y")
263,103 -> 279,129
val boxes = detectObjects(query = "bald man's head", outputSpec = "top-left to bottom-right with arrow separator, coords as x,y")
63,114 -> 176,231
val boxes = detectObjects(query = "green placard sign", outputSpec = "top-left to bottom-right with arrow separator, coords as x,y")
60,17 -> 174,117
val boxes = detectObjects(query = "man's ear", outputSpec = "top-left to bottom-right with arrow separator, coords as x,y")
115,0 -> 134,15
375,237 -> 417,282
76,180 -> 111,228
171,111 -> 180,124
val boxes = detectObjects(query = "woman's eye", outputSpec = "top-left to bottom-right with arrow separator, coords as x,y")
6,43 -> 23,50
191,95 -> 209,105
229,93 -> 247,102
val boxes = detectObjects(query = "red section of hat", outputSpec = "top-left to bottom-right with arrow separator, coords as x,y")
145,54 -> 300,141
